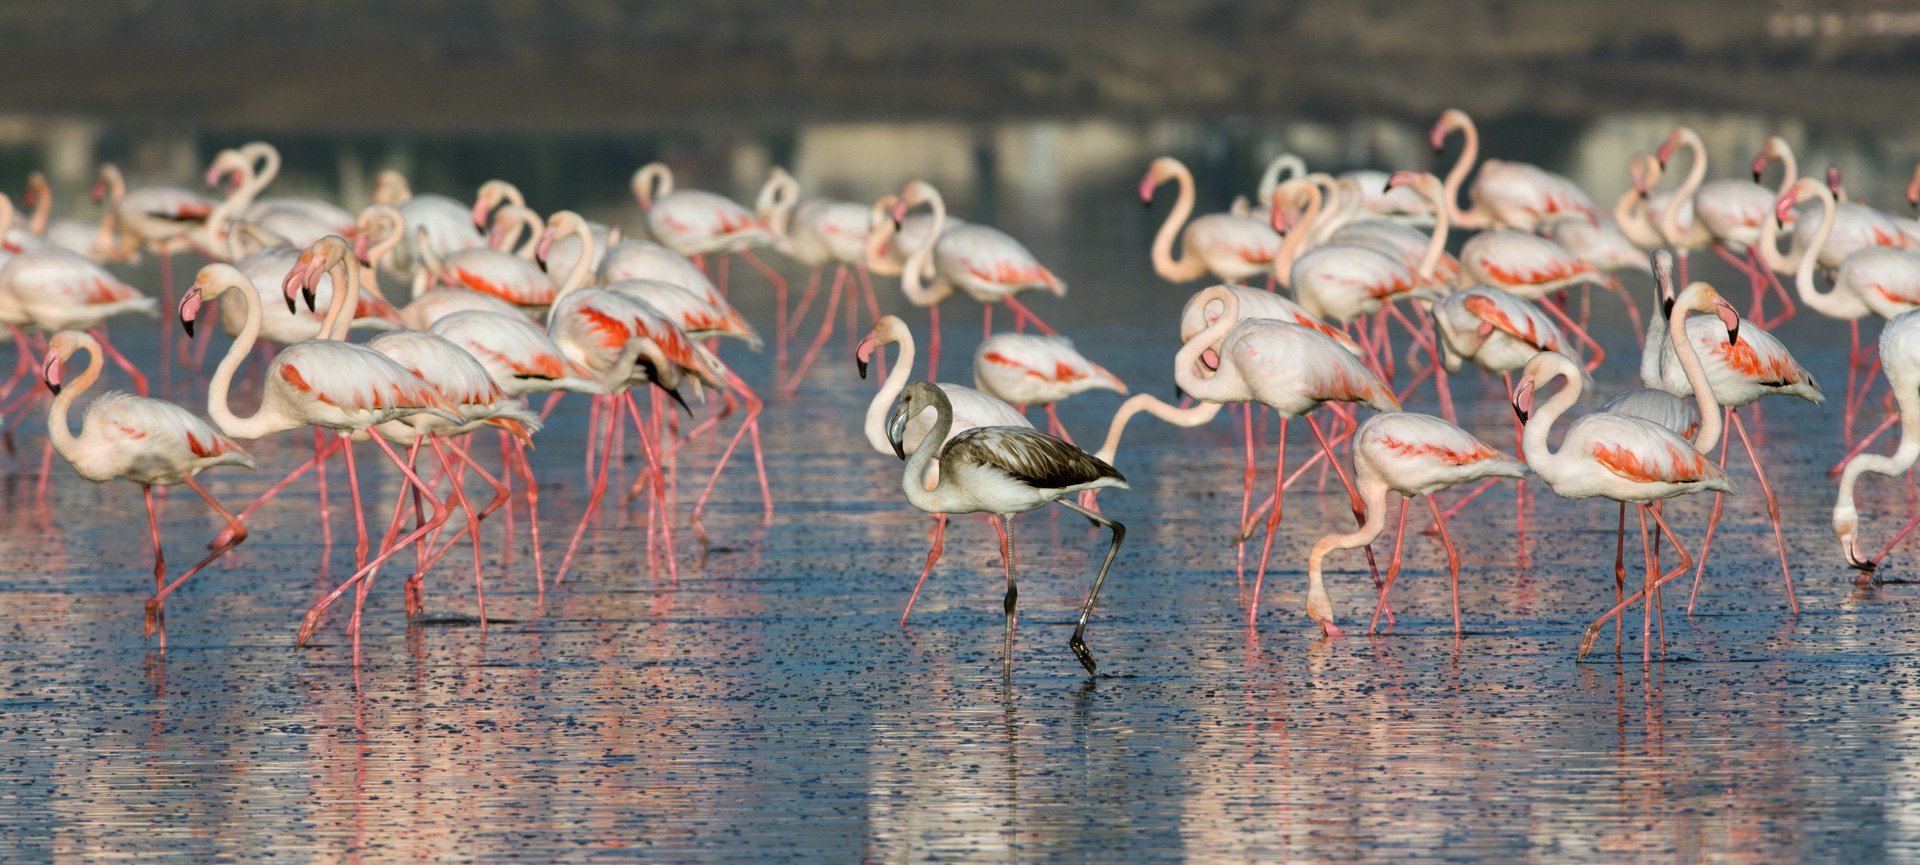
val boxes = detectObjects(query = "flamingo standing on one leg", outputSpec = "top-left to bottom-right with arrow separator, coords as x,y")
1307,410 -> 1525,637
857,314 -> 1030,625
41,330 -> 253,652
885,381 -> 1128,676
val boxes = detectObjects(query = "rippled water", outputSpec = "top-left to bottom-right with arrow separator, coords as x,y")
2,118 -> 1919,862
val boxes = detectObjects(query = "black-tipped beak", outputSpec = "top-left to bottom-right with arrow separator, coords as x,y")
660,383 -> 691,415
1661,297 -> 1674,321
1728,321 -> 1741,345
1753,170 -> 1763,182
1849,555 -> 1877,573
285,293 -> 298,314
1173,383 -> 1186,400
181,316 -> 195,339
302,286 -> 318,312
857,357 -> 869,379
1511,401 -> 1529,424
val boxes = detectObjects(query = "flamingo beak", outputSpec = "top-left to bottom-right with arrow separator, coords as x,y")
90,181 -> 104,204
1751,152 -> 1767,183
1427,120 -> 1447,152
471,199 -> 491,230
1775,191 -> 1799,226
1907,177 -> 1920,211
1656,137 -> 1677,167
354,233 -> 371,266
178,288 -> 202,338
1715,300 -> 1741,344
1137,173 -> 1157,207
42,354 -> 61,395
889,199 -> 910,224
886,403 -> 910,460
535,229 -> 554,266
1386,170 -> 1415,191
280,264 -> 305,314
1510,377 -> 1535,423
855,335 -> 875,379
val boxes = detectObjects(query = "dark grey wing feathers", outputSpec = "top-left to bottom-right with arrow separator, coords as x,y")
942,426 -> 1125,491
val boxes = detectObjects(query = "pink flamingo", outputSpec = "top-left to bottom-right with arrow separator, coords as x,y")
41,329 -> 253,652
892,180 -> 1064,339
1178,286 -> 1401,622
343,204 -> 521,330
20,172 -> 113,260
758,167 -> 873,374
0,238 -> 158,420
370,171 -> 488,279
417,205 -> 570,310
630,161 -> 786,308
1307,410 -> 1524,637
1655,125 -> 1797,326
971,332 -> 1127,443
886,381 -> 1127,676
1833,309 -> 1920,572
204,143 -> 356,248
1430,108 -> 1601,230
182,256 -> 465,657
1140,156 -> 1281,285
857,314 -> 1030,625
1510,347 -> 1731,661
854,193 -> 956,383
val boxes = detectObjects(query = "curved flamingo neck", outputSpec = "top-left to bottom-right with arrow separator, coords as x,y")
45,337 -> 102,466
1149,161 -> 1206,282
27,179 -> 48,235
205,274 -> 283,440
319,249 -> 361,340
901,191 -> 949,306
863,322 -> 917,454
1667,288 -> 1723,453
1837,378 -> 1920,530
1255,154 -> 1305,208
899,389 -> 962,514
1413,179 -> 1451,280
632,164 -> 673,209
1792,184 -> 1855,320
557,217 -> 596,298
1272,183 -> 1322,286
1173,289 -> 1242,403
1306,473 -> 1391,603
1094,392 -> 1221,464
1519,355 -> 1583,472
1439,118 -> 1488,229
1661,129 -> 1713,249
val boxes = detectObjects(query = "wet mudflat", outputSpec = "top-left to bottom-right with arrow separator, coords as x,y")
0,195 -> 1916,861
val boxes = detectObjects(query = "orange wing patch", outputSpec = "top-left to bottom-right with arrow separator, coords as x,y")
1378,435 -> 1496,465
1463,294 -> 1558,350
965,259 -> 1050,287
1480,256 -> 1595,287
1714,339 -> 1806,385
1591,440 -> 1709,484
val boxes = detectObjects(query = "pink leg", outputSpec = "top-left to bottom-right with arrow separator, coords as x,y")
1307,414 -> 1382,587
1578,506 -> 1697,658
1368,497 -> 1411,634
782,266 -> 847,395
982,303 -> 993,340
339,436 -> 370,569
1732,410 -> 1797,613
1832,409 -> 1898,477
1535,295 -> 1606,372
557,397 -> 619,584
787,268 -> 822,339
144,485 -> 167,651
1249,418 -> 1288,623
999,294 -> 1057,335
212,437 -> 347,548
1237,404 -> 1256,572
314,428 -> 332,555
739,249 -> 789,370
295,437 -> 454,650
1685,409 -> 1735,614
689,371 -> 773,548
145,477 -> 248,639
1428,495 -> 1464,634
89,327 -> 148,396
900,514 -> 947,626
627,390 -> 677,581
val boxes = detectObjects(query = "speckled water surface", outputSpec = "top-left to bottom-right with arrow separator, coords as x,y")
2,121 -> 1920,863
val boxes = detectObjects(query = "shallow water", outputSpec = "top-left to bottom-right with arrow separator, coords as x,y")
2,121 -> 1919,862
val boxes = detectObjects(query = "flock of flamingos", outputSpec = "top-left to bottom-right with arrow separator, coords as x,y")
11,108 -> 1920,676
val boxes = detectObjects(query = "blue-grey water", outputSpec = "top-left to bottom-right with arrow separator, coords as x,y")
1,115 -> 1918,862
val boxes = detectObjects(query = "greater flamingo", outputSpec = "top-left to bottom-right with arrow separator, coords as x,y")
1307,410 -> 1525,637
758,167 -> 873,372
1429,108 -> 1601,230
971,332 -> 1126,442
1833,309 -> 1920,572
42,330 -> 253,652
630,161 -> 786,305
857,314 -> 1030,625
892,180 -> 1064,339
1140,156 -> 1281,285
886,381 -> 1127,676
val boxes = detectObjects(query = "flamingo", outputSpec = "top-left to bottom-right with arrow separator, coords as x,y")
370,170 -> 488,279
0,240 -> 158,403
971,332 -> 1126,442
852,193 -> 957,383
1429,108 -> 1601,230
20,172 -> 111,260
205,142 -> 356,248
1611,152 -> 1673,251
182,255 -> 465,656
1306,410 -> 1525,637
1650,243 -> 1823,616
418,205 -> 582,310
630,161 -> 785,305
1834,309 -> 1920,572
1655,126 -> 1797,326
41,329 -> 253,652
1140,156 -> 1281,285
758,167 -> 873,373
347,204 -> 522,330
1509,348 -> 1732,661
892,180 -> 1065,339
857,314 -> 1031,625
886,381 -> 1127,676
1178,286 -> 1401,622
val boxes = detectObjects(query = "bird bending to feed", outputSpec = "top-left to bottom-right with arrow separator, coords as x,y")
42,330 -> 254,652
1307,410 -> 1525,637
887,381 -> 1127,676
1834,309 -> 1920,572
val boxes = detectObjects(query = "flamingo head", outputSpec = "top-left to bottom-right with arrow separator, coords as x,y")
1836,506 -> 1875,572
1428,109 -> 1468,152
1776,177 -> 1821,227
21,173 -> 46,208
41,332 -> 83,395
1655,128 -> 1683,167
892,180 -> 936,223
855,333 -> 877,379
204,150 -> 247,191
1138,157 -> 1177,205
89,179 -> 105,205
1827,165 -> 1845,197
1386,170 -> 1435,199
1750,150 -> 1769,183
1678,282 -> 1741,346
